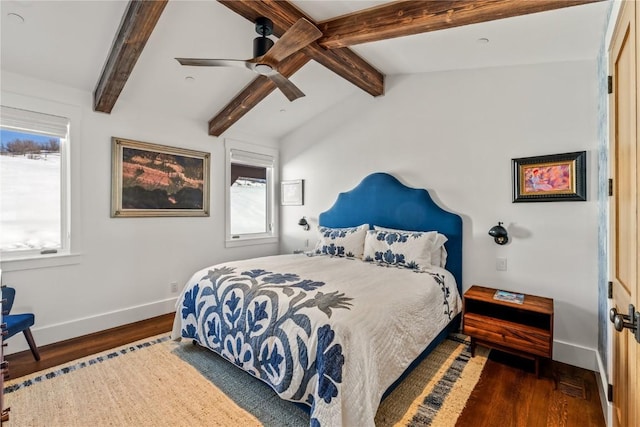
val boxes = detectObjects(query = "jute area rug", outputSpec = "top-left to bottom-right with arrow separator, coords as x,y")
4,334 -> 489,427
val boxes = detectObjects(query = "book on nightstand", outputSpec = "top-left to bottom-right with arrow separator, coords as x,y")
493,290 -> 525,304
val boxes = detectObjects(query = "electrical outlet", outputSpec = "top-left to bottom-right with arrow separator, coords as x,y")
496,257 -> 507,271
170,281 -> 179,293
305,239 -> 309,248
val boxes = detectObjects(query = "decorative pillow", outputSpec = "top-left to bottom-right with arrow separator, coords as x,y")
431,243 -> 448,268
372,226 -> 448,268
315,224 -> 369,258
431,235 -> 448,268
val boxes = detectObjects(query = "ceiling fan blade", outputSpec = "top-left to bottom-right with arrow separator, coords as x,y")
260,18 -> 322,66
268,72 -> 305,102
175,58 -> 251,69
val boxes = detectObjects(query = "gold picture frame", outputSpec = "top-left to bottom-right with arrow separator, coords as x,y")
512,151 -> 586,202
111,137 -> 210,217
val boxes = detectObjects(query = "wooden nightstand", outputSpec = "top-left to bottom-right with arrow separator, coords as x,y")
462,285 -> 554,377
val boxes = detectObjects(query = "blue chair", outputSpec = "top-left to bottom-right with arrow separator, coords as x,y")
2,286 -> 40,361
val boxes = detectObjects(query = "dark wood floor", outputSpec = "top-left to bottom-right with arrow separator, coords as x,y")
6,314 -> 605,426
5,313 -> 175,379
457,351 -> 605,427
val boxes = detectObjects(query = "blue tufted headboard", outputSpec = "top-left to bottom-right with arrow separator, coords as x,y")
318,172 -> 463,293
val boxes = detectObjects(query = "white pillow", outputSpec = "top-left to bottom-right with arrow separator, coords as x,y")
315,224 -> 369,259
430,234 -> 448,268
373,225 -> 448,268
363,229 -> 437,270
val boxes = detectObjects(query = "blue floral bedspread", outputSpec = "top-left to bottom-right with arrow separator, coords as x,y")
173,254 -> 461,427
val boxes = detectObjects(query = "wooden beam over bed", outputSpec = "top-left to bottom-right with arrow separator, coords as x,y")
317,0 -> 606,49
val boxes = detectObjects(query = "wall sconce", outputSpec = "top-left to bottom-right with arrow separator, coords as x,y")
488,222 -> 509,245
298,216 -> 310,231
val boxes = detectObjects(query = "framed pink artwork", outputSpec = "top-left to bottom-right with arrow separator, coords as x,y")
512,151 -> 586,202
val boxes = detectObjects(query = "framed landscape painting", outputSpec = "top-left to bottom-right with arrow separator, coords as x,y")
111,137 -> 210,217
512,151 -> 586,202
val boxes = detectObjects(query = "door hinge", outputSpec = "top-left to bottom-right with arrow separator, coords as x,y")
608,281 -> 613,299
608,179 -> 613,196
607,383 -> 613,402
608,75 -> 613,94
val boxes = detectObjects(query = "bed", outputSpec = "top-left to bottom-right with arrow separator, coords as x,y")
171,172 -> 463,426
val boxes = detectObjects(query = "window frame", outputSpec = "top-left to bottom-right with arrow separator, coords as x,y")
0,92 -> 81,270
225,139 -> 278,247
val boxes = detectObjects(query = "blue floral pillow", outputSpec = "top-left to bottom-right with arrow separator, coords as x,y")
315,224 -> 369,258
373,225 -> 448,268
363,229 -> 442,270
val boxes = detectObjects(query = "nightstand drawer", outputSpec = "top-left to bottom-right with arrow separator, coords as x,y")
464,313 -> 551,357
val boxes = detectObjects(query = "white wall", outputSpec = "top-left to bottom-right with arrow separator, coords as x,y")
280,60 -> 600,370
0,71 -> 280,354
1,60 -> 602,371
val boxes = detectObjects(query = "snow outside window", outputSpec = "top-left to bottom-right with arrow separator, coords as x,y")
225,141 -> 278,247
0,106 -> 70,258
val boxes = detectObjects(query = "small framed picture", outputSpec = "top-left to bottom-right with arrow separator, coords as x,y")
281,179 -> 303,206
512,151 -> 586,202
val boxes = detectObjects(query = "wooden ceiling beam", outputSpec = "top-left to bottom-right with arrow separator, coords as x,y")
94,0 -> 168,113
318,0 -> 606,49
218,0 -> 304,35
208,51 -> 310,137
95,0 -> 605,136
218,0 -> 384,97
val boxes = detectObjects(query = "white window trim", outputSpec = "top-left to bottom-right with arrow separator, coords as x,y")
1,254 -> 82,272
225,139 -> 279,248
0,91 -> 82,270
1,106 -> 69,259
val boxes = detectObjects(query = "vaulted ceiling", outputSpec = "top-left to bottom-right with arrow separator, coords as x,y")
1,0 -> 611,140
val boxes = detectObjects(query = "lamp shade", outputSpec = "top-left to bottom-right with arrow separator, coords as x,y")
488,222 -> 509,245
298,217 -> 309,230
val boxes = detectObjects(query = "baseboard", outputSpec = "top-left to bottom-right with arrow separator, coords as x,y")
595,351 -> 613,427
552,339 -> 597,371
4,297 -> 178,355
554,341 -> 611,426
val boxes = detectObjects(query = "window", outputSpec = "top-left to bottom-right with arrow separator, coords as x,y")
0,105 -> 70,258
225,140 -> 278,246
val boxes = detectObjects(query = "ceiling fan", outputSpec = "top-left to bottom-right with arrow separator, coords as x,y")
176,17 -> 322,101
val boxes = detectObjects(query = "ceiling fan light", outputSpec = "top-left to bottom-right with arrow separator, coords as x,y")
254,63 -> 273,75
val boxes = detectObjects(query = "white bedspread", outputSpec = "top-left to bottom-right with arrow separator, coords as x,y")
172,254 -> 461,427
